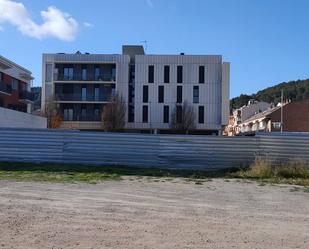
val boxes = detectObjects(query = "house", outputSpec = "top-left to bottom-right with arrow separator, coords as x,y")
237,100 -> 309,134
0,55 -> 34,113
0,55 -> 47,128
224,100 -> 270,136
41,45 -> 230,134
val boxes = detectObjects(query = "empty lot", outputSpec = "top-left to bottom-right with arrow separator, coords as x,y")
0,178 -> 308,249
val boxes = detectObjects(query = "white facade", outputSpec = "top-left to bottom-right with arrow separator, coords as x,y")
41,47 -> 230,134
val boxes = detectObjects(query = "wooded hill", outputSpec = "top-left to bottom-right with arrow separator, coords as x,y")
230,78 -> 309,110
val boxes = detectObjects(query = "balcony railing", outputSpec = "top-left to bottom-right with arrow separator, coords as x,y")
54,73 -> 116,82
62,115 -> 102,122
19,91 -> 34,102
55,93 -> 112,102
0,82 -> 12,95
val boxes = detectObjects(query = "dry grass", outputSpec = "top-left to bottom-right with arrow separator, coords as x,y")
233,157 -> 309,186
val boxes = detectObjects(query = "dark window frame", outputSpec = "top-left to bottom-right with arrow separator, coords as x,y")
177,65 -> 183,83
177,85 -> 182,103
199,65 -> 205,83
163,105 -> 169,123
142,105 -> 148,123
164,65 -> 170,83
148,65 -> 154,83
193,86 -> 199,103
158,85 -> 164,103
143,85 -> 149,103
198,106 -> 205,124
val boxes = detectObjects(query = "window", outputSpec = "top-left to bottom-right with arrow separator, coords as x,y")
111,67 -> 116,81
94,107 -> 100,120
45,64 -> 52,82
143,85 -> 148,103
64,109 -> 73,121
94,67 -> 100,80
64,67 -> 74,80
81,107 -> 86,120
82,66 -> 87,81
148,65 -> 154,83
193,86 -> 199,103
82,87 -> 87,101
177,85 -> 182,103
176,105 -> 182,123
94,87 -> 99,101
158,86 -> 164,103
177,65 -> 183,83
164,65 -> 170,83
163,106 -> 169,123
199,66 -> 205,83
11,79 -> 18,91
198,106 -> 204,124
128,105 -> 134,122
142,105 -> 148,123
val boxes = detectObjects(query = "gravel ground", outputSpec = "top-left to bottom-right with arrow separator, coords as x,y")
0,177 -> 308,249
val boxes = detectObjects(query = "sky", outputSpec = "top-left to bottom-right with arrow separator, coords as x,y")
0,0 -> 308,98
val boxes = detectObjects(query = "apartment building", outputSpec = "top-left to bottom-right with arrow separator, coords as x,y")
42,46 -> 230,134
0,55 -> 34,113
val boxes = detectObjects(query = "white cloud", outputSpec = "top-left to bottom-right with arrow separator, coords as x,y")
0,0 -> 79,41
83,22 -> 94,28
146,0 -> 154,8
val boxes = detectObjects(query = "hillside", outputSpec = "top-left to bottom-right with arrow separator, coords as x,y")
230,79 -> 309,110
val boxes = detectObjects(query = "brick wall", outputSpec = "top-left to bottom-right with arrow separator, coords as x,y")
268,100 -> 309,132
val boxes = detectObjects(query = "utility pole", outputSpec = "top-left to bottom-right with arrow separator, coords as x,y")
281,89 -> 283,133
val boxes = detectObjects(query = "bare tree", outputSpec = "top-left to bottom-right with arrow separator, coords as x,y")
42,98 -> 62,128
102,93 -> 126,132
171,101 -> 196,134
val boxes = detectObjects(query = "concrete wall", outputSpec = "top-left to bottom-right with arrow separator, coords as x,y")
0,107 -> 47,128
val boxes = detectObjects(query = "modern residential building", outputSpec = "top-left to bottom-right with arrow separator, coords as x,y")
41,45 -> 230,134
0,55 -> 34,113
231,100 -> 309,135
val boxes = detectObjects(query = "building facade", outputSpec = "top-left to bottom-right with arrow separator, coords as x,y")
42,46 -> 230,134
231,100 -> 309,135
0,55 -> 34,113
224,100 -> 271,136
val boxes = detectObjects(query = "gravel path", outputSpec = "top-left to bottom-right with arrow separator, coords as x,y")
0,178 -> 308,249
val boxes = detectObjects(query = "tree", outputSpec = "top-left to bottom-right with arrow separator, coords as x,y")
102,93 -> 126,132
170,101 -> 196,134
43,98 -> 62,128
230,78 -> 309,110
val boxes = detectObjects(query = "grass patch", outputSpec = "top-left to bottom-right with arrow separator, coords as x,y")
232,157 -> 309,186
0,159 -> 308,186
0,162 -> 235,180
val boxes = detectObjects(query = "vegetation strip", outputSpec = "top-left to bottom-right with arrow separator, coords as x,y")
0,160 -> 308,186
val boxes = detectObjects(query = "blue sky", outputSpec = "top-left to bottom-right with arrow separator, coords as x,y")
0,0 -> 308,97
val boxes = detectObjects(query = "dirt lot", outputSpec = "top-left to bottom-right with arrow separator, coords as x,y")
0,178 -> 308,249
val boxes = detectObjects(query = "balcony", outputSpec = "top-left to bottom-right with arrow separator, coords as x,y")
54,73 -> 116,82
0,82 -> 12,96
62,115 -> 102,122
19,91 -> 34,103
55,93 -> 113,102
